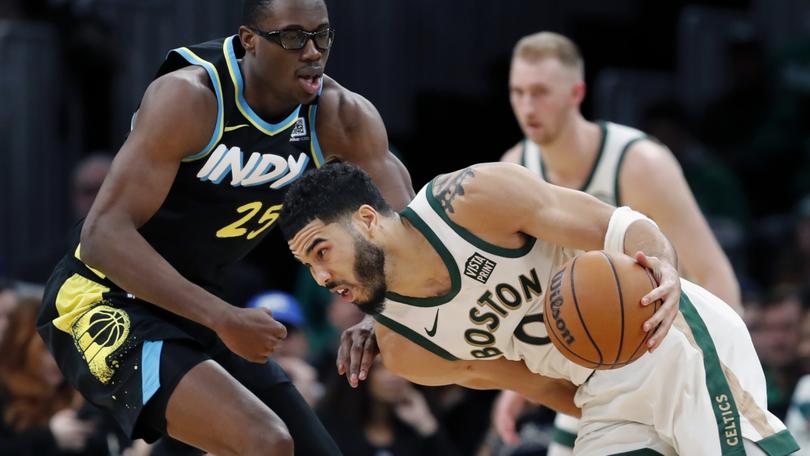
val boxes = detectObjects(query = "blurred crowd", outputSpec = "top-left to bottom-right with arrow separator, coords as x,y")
1,153 -> 809,455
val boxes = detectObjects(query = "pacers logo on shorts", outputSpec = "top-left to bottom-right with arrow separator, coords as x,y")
71,305 -> 131,384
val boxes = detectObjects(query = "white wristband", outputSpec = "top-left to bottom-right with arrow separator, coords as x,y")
604,207 -> 659,254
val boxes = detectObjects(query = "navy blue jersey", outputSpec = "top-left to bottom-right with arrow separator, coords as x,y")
131,35 -> 324,289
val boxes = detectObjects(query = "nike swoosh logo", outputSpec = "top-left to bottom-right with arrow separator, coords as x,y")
424,309 -> 440,337
224,124 -> 250,132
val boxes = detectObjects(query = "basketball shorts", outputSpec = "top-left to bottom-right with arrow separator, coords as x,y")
36,254 -> 339,455
548,413 -> 578,455
572,280 -> 799,456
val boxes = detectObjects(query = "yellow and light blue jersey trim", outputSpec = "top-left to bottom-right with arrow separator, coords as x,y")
170,47 -> 226,162
307,104 -> 326,167
224,36 -> 301,136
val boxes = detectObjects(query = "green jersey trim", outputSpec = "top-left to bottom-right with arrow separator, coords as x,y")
679,293 -> 745,455
613,136 -> 647,206
424,180 -> 536,258
754,429 -> 800,455
374,313 -> 459,361
551,426 -> 577,448
537,121 -> 608,192
385,208 -> 461,307
609,449 -> 664,456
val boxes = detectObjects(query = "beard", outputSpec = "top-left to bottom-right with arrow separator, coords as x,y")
351,231 -> 388,315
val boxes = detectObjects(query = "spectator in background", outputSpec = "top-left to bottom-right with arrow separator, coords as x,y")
749,289 -> 803,419
247,291 -> 309,359
0,294 -> 93,454
293,266 -> 347,358
786,300 -> 810,449
317,359 -> 459,456
70,154 -> 114,221
275,357 -> 323,408
775,196 -> 810,289
700,38 -> 805,217
642,101 -> 750,232
17,154 -> 113,284
312,293 -> 365,381
0,278 -> 16,344
247,291 -> 324,407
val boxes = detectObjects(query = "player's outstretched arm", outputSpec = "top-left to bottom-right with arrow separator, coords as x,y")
80,68 -> 286,363
620,141 -> 742,312
376,323 -> 580,417
316,77 -> 414,210
435,163 -> 680,351
317,78 -> 416,385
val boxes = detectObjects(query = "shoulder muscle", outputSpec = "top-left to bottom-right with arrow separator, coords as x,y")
133,66 -> 218,161
501,142 -> 522,163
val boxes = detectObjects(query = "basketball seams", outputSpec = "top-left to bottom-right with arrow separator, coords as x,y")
570,256 -> 604,364
545,315 -> 602,368
545,251 -> 659,370
600,251 -> 625,365
611,266 -> 658,368
543,261 -> 602,368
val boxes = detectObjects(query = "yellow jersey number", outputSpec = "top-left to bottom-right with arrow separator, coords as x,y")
216,202 -> 282,240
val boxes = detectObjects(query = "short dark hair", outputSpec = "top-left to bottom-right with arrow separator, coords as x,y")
242,0 -> 275,27
280,163 -> 393,240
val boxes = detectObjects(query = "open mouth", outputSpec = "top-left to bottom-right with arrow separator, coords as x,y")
297,74 -> 322,95
334,286 -> 354,302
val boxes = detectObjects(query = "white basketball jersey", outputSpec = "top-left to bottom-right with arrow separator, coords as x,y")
375,181 -> 593,385
521,121 -> 647,205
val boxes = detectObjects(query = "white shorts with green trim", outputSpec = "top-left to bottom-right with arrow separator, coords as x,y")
572,280 -> 799,456
550,413 -> 579,453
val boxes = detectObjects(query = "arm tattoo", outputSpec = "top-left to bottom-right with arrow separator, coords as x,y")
433,167 -> 475,214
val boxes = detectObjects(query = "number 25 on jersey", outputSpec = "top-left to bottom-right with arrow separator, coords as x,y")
217,201 -> 282,240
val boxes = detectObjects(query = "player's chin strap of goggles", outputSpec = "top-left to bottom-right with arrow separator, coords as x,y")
603,206 -> 659,254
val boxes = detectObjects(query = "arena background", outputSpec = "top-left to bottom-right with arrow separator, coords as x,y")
0,0 -> 806,288
2,0 -> 809,292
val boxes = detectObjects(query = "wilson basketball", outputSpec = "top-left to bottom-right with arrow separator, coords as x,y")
543,250 -> 661,370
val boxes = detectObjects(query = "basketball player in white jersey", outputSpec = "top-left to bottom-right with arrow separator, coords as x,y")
498,31 -> 743,453
281,162 -> 798,455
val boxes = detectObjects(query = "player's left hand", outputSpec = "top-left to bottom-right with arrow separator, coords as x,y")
634,251 -> 681,352
337,315 -> 379,387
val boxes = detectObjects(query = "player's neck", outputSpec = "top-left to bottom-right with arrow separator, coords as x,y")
383,216 -> 452,298
240,60 -> 300,122
537,117 -> 601,188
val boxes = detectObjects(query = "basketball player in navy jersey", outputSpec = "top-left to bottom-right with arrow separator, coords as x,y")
36,0 -> 412,454
496,31 -> 743,453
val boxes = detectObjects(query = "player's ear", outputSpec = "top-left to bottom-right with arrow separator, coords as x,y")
238,26 -> 257,54
571,80 -> 586,105
354,205 -> 379,236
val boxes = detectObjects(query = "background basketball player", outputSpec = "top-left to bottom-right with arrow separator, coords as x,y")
496,31 -> 743,453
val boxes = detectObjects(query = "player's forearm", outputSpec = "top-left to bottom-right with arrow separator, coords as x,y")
622,218 -> 678,269
515,377 -> 581,418
460,358 -> 581,418
80,220 -> 231,329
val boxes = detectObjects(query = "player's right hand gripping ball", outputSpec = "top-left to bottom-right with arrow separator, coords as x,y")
543,250 -> 661,369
